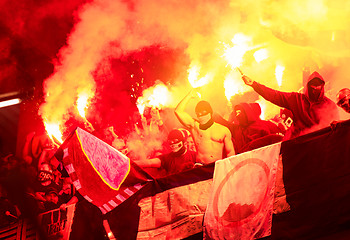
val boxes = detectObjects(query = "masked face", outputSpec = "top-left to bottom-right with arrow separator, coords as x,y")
38,163 -> 53,183
309,84 -> 322,101
196,111 -> 212,125
337,95 -> 350,113
169,139 -> 184,153
235,108 -> 248,126
38,170 -> 53,182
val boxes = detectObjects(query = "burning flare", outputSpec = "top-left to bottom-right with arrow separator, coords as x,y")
77,93 -> 90,119
44,122 -> 63,144
187,63 -> 213,88
222,33 -> 251,68
136,82 -> 173,115
254,48 -> 269,63
275,65 -> 285,87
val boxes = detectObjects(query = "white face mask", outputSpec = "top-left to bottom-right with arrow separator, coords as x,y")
198,113 -> 211,125
169,141 -> 183,153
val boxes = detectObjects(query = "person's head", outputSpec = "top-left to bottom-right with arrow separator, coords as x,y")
195,101 -> 213,125
233,103 -> 261,126
45,188 -> 59,204
37,162 -> 53,185
179,128 -> 196,152
307,72 -> 325,101
234,105 -> 248,126
60,178 -> 72,195
336,88 -> 350,113
167,129 -> 186,154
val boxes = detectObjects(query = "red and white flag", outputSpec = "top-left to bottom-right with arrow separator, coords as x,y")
203,142 -> 281,240
60,127 -> 151,214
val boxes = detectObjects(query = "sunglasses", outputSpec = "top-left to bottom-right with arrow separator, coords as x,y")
337,94 -> 350,107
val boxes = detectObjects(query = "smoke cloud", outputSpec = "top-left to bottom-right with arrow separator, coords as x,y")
30,0 -> 350,157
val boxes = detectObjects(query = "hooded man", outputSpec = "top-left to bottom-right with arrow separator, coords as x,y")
214,102 -> 283,153
174,89 -> 235,164
336,88 -> 350,114
134,129 -> 197,176
242,71 -> 339,139
232,103 -> 283,153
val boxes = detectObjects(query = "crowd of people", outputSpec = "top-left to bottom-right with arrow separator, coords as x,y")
0,132 -> 76,228
0,70 -> 349,235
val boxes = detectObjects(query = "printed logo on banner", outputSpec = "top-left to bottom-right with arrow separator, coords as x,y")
204,143 -> 281,240
41,209 -> 67,237
212,158 -> 270,226
39,204 -> 76,240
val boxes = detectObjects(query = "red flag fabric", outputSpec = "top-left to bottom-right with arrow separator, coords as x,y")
52,120 -> 350,240
203,142 -> 281,239
60,127 -> 151,214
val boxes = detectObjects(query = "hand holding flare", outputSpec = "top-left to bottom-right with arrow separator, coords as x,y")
237,67 -> 254,86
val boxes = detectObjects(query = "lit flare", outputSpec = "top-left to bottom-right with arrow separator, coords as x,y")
44,122 -> 63,144
188,64 -> 212,88
275,65 -> 285,87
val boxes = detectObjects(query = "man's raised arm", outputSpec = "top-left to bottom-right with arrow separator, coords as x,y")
174,89 -> 197,129
242,74 -> 292,109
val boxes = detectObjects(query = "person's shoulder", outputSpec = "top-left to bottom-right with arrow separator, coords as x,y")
213,122 -> 231,132
213,122 -> 228,128
322,96 -> 337,105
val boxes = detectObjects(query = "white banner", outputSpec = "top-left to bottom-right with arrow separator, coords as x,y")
204,143 -> 281,240
38,204 -> 76,240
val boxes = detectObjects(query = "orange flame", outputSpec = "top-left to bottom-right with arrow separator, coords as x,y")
136,83 -> 172,115
222,33 -> 251,68
223,74 -> 244,102
275,65 -> 285,87
77,93 -> 90,119
136,100 -> 146,115
44,122 -> 63,144
253,48 -> 269,63
187,63 -> 212,88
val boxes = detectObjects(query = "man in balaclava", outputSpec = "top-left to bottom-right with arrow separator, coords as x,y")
175,90 -> 235,164
195,100 -> 215,129
134,129 -> 197,176
242,71 -> 339,139
232,103 -> 283,153
336,88 -> 350,114
213,102 -> 283,154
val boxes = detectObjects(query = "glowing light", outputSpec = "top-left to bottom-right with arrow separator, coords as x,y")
136,100 -> 146,115
331,31 -> 335,41
187,64 -> 211,88
256,96 -> 281,121
257,100 -> 267,120
275,65 -> 285,87
148,84 -> 169,107
44,122 -> 63,144
0,98 -> 21,108
223,73 -> 247,102
107,232 -> 114,238
222,33 -> 251,68
224,77 -> 240,102
136,83 -> 173,115
253,48 -> 269,63
77,93 -> 89,119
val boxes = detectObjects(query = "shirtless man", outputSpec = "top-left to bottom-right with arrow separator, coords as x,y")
174,89 -> 235,164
